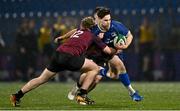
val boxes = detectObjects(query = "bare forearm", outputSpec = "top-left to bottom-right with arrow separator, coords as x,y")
125,31 -> 133,48
103,46 -> 117,55
61,29 -> 77,39
54,29 -> 77,43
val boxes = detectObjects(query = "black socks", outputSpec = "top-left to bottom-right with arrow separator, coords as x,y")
15,90 -> 24,100
78,88 -> 87,96
77,82 -> 87,96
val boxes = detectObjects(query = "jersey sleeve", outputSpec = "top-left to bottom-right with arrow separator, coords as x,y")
91,25 -> 101,36
113,20 -> 129,36
92,35 -> 107,50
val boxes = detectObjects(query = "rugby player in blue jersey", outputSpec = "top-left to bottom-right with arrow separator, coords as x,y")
56,7 -> 143,103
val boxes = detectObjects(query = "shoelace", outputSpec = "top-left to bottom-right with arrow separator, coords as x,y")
84,95 -> 95,105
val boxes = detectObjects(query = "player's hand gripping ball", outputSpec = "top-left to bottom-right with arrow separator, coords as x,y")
113,34 -> 126,49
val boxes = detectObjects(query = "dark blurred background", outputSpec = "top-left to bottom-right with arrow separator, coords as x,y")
0,0 -> 180,82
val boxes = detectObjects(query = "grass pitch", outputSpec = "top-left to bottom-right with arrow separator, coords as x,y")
0,82 -> 180,110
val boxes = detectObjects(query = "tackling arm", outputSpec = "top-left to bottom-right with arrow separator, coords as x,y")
103,46 -> 117,55
93,35 -> 117,55
54,28 -> 77,43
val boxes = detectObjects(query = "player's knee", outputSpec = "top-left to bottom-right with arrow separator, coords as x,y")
109,74 -> 119,79
95,65 -> 100,70
89,68 -> 99,78
115,65 -> 126,75
89,63 -> 99,72
94,66 -> 100,74
117,70 -> 126,75
95,75 -> 102,83
81,73 -> 87,77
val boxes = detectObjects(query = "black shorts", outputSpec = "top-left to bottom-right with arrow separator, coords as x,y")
87,54 -> 113,67
47,51 -> 85,72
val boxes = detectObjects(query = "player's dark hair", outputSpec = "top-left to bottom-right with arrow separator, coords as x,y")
97,8 -> 111,19
81,16 -> 95,29
93,6 -> 105,15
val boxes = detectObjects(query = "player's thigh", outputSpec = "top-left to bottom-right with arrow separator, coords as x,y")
109,55 -> 126,74
81,58 -> 99,72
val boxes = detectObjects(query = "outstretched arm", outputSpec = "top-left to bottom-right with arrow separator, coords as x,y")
54,28 -> 77,43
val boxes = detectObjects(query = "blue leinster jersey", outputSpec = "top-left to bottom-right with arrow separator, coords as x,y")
91,20 -> 129,47
91,20 -> 130,61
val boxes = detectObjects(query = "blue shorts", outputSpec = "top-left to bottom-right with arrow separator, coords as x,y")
116,52 -> 124,61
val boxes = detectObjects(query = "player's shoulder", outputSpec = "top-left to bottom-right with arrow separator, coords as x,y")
91,25 -> 99,30
91,25 -> 101,34
112,20 -> 122,24
111,20 -> 129,31
111,20 -> 125,28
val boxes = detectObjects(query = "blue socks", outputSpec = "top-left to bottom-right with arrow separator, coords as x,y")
118,73 -> 130,86
100,68 -> 131,87
100,69 -> 134,94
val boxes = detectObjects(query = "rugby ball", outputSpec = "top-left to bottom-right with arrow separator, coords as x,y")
113,34 -> 126,46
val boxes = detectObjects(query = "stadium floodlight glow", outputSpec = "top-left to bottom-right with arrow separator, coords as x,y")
62,11 -> 67,17
177,7 -> 180,13
122,9 -> 127,15
159,8 -> 164,13
131,9 -> 136,15
88,9 -> 93,15
21,12 -> 25,18
37,12 -> 42,18
29,12 -> 34,17
5,13 -> 10,19
70,10 -> 76,16
12,13 -> 17,18
79,10 -> 84,16
19,0 -> 23,2
11,0 -> 15,2
46,11 -> 51,17
150,8 -> 155,14
141,9 -> 146,15
3,0 -> 7,2
53,12 -> 58,18
114,9 -> 120,15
